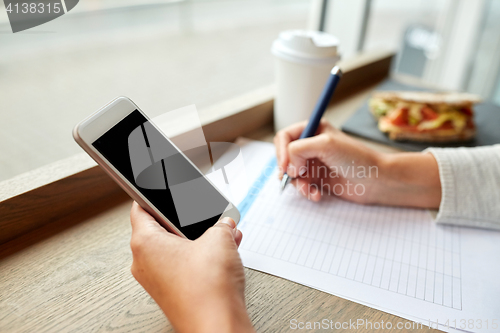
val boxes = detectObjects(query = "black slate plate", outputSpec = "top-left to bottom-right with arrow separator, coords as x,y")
341,79 -> 500,152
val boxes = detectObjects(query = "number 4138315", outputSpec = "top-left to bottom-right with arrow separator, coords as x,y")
6,2 -> 62,14
442,319 -> 499,330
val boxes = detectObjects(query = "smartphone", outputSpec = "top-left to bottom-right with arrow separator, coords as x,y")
73,97 -> 240,240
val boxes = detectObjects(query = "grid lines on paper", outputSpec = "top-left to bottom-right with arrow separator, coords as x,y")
239,164 -> 462,310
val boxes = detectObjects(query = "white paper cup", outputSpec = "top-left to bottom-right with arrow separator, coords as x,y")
272,30 -> 340,131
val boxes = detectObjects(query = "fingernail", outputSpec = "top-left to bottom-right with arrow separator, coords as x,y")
219,217 -> 236,229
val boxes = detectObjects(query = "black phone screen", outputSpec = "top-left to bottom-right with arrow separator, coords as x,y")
92,110 -> 229,240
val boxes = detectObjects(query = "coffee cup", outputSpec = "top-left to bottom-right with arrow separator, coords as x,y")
272,30 -> 340,131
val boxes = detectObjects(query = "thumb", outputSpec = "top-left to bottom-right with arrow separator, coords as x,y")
216,217 -> 237,230
287,133 -> 332,177
203,217 -> 243,247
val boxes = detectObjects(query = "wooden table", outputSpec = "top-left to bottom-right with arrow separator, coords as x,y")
0,51 -> 440,332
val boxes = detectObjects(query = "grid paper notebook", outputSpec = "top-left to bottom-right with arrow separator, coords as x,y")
237,158 -> 462,310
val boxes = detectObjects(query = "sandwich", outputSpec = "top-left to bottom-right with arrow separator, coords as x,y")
369,91 -> 481,143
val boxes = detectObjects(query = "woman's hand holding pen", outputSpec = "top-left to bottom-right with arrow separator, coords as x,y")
274,120 -> 442,209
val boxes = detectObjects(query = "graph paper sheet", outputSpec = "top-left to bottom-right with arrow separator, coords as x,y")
209,138 -> 500,333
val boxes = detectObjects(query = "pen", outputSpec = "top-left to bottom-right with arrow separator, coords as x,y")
280,66 -> 343,192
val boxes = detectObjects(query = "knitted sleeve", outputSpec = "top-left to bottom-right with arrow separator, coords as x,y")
425,145 -> 500,230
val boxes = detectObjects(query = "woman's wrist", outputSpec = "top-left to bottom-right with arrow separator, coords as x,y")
373,152 -> 441,209
194,299 -> 254,333
164,295 -> 254,333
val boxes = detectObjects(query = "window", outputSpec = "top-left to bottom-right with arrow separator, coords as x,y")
0,0 -> 310,181
466,0 -> 500,106
319,0 -> 500,102
364,0 -> 448,54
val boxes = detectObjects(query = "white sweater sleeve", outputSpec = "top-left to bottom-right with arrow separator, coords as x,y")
425,145 -> 500,230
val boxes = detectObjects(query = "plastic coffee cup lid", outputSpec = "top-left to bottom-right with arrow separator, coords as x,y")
272,30 -> 340,65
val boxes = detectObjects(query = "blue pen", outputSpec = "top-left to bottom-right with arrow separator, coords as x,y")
280,66 -> 343,192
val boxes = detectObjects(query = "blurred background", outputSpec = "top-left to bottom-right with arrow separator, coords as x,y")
1,0 -> 499,182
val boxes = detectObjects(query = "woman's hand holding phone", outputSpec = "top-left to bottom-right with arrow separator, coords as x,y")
130,202 -> 254,333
